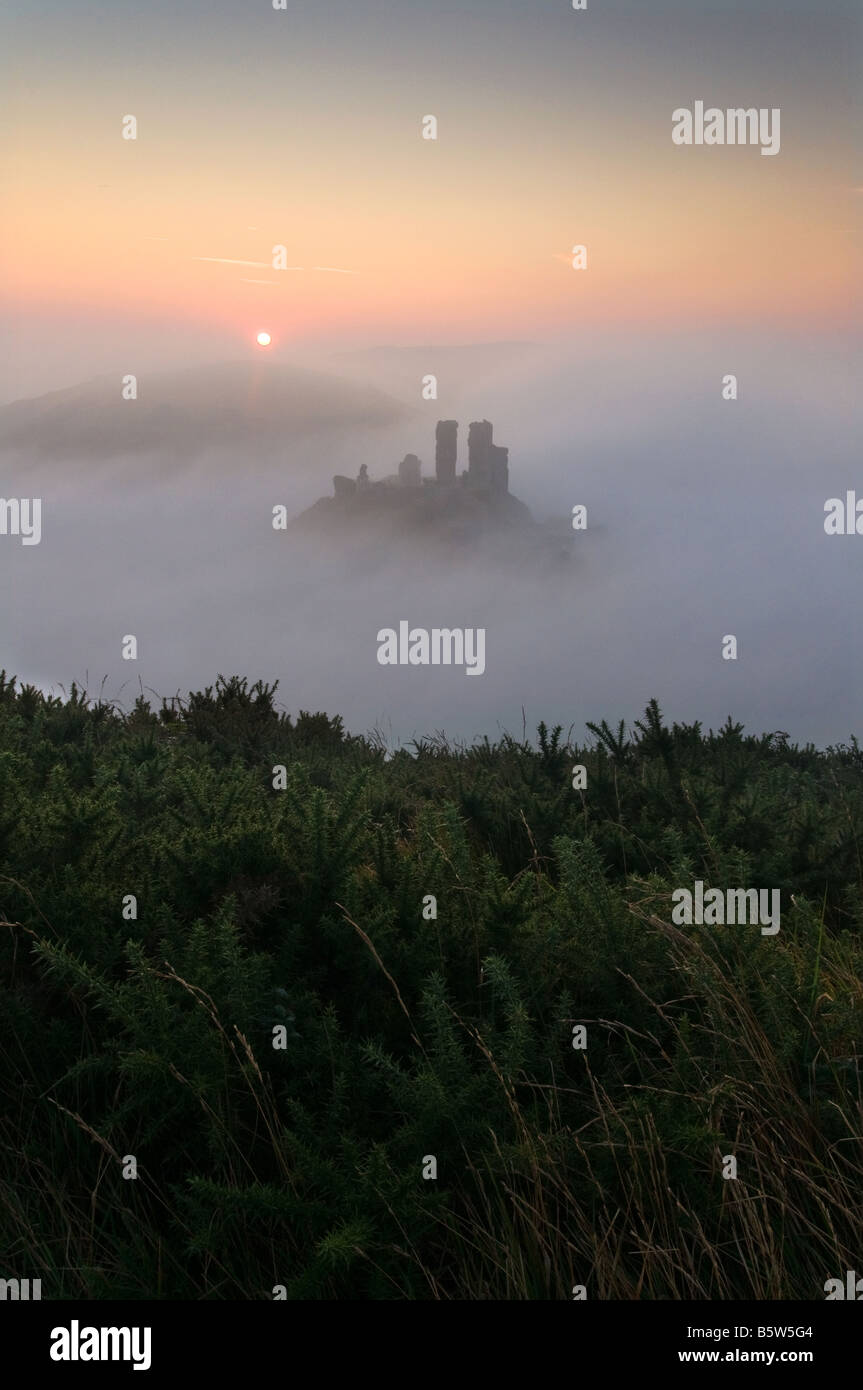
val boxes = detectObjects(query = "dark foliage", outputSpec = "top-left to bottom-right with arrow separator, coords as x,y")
1,673 -> 861,1299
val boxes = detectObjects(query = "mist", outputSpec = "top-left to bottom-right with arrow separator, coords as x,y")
1,327 -> 860,749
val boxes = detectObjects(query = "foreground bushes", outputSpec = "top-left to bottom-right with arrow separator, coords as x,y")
1,675 -> 861,1298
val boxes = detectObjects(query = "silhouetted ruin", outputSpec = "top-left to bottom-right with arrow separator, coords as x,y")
435,420 -> 458,486
290,417 -> 573,566
398,453 -> 422,487
332,418 -> 512,501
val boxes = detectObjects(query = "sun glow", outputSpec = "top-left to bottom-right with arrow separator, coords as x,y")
256,331 -> 271,347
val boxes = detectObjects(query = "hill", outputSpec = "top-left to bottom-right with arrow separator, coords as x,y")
0,360 -> 413,462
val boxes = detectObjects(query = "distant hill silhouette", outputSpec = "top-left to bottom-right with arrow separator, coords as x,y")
0,361 -> 412,461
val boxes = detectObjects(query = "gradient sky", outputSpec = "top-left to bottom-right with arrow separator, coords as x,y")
1,0 -> 861,377
1,2 -> 862,743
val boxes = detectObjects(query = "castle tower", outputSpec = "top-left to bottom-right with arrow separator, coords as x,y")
398,453 -> 422,487
490,443 -> 509,494
469,419 -> 513,490
435,420 -> 458,486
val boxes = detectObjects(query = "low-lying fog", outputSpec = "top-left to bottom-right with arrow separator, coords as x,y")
1,330 -> 860,748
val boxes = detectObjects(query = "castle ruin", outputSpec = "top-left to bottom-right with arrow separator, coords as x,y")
331,420 -> 510,500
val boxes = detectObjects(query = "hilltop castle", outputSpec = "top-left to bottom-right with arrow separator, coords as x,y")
289,416 -> 567,561
331,419 -> 511,500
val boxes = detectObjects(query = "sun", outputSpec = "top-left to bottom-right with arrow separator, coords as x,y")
256,331 -> 272,347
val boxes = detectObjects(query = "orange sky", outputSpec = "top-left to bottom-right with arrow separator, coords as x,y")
2,0 -> 860,346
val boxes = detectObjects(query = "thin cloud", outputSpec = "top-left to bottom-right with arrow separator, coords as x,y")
193,256 -> 270,267
313,265 -> 358,274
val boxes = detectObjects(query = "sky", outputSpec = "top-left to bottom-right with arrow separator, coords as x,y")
1,0 -> 860,397
0,1 -> 861,746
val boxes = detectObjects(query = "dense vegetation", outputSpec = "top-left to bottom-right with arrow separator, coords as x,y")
1,673 -> 861,1299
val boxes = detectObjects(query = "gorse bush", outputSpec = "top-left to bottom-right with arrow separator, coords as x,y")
0,674 -> 861,1299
